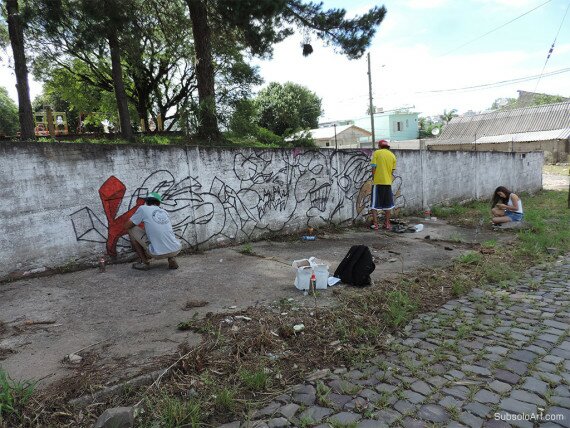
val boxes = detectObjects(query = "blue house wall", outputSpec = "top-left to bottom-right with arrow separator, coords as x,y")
354,112 -> 419,141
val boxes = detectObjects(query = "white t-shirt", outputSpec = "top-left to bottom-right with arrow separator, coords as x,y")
130,205 -> 182,256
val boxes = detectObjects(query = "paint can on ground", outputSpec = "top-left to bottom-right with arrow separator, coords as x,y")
302,236 -> 316,241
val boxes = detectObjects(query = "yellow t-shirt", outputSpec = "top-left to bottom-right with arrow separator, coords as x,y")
371,149 -> 396,185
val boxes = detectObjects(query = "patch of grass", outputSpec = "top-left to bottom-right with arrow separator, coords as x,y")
154,395 -> 202,428
0,369 -> 35,421
300,416 -> 316,427
456,324 -> 473,340
448,405 -> 461,420
214,388 -> 236,413
384,290 -> 418,328
238,243 -> 255,255
375,391 -> 393,408
448,233 -> 464,243
543,164 -> 569,176
239,369 -> 269,392
316,381 -> 332,406
457,251 -> 482,265
516,197 -> 570,258
482,239 -> 497,248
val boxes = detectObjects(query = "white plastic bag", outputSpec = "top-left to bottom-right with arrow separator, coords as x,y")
292,257 -> 330,290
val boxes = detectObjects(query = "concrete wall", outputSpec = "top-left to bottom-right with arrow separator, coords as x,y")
429,139 -> 569,164
0,143 -> 543,279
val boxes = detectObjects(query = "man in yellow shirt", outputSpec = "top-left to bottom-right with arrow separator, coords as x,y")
370,140 -> 397,230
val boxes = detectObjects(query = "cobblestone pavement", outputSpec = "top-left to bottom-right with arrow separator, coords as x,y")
221,256 -> 570,428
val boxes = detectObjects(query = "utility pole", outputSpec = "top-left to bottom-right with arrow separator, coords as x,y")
367,52 -> 375,147
334,123 -> 338,150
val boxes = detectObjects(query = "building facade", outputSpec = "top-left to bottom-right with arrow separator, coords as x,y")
353,111 -> 419,141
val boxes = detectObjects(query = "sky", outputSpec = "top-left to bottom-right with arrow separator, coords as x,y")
254,0 -> 570,122
1,0 -> 569,124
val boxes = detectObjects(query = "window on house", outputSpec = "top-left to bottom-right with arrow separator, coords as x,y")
396,121 -> 403,131
326,142 -> 330,147
406,119 -> 409,128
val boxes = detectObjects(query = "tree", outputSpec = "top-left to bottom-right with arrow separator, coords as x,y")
186,0 -> 221,142
531,94 -> 567,106
185,0 -> 387,140
255,82 -> 321,136
6,0 -> 35,140
228,99 -> 258,136
27,0 -> 136,140
28,0 -> 260,135
0,86 -> 19,136
490,97 -> 517,110
418,116 -> 442,139
491,94 -> 568,110
32,62 -> 125,132
440,108 -> 458,124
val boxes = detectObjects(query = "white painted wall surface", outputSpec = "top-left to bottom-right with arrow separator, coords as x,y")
0,143 -> 543,279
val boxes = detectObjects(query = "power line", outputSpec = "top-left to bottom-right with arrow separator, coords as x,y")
414,67 -> 570,94
438,0 -> 552,57
534,0 -> 570,91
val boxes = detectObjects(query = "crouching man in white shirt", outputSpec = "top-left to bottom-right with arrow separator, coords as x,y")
124,192 -> 182,270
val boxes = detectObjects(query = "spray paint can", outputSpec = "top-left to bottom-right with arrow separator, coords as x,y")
309,272 -> 317,296
98,255 -> 106,273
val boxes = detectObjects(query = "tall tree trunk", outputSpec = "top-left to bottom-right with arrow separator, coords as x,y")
6,0 -> 35,141
108,29 -> 133,141
186,0 -> 222,143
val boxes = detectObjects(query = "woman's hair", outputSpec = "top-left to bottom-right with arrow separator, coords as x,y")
492,186 -> 511,207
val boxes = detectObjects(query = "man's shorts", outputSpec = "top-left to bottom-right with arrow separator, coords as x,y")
505,211 -> 523,222
370,184 -> 395,210
128,227 -> 180,259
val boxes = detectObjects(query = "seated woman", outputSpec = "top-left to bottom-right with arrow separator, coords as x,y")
491,186 -> 524,225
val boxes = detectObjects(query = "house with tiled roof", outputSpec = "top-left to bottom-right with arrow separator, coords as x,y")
306,124 -> 372,149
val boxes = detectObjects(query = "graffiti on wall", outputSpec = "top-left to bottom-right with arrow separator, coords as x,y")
70,149 -> 407,256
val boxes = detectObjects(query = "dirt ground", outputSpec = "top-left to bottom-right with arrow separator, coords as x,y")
0,218 -> 509,394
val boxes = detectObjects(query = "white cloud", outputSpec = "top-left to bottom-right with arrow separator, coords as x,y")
0,61 -> 43,105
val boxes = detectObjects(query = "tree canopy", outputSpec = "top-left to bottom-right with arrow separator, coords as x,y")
256,82 -> 321,136
4,0 -> 387,142
184,0 -> 386,139
0,86 -> 18,136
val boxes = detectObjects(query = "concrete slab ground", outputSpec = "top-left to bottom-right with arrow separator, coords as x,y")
543,173 -> 570,191
0,219 -> 507,390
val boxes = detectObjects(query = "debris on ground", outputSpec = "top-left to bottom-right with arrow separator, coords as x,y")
183,300 -> 209,310
64,353 -> 83,364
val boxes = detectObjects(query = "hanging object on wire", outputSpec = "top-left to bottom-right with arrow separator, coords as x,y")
301,27 -> 313,57
534,0 -> 570,91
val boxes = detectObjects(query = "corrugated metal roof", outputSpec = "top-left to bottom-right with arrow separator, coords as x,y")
439,101 -> 570,139
431,127 -> 570,145
476,128 -> 570,144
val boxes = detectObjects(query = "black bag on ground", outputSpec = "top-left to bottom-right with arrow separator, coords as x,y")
334,245 -> 376,287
